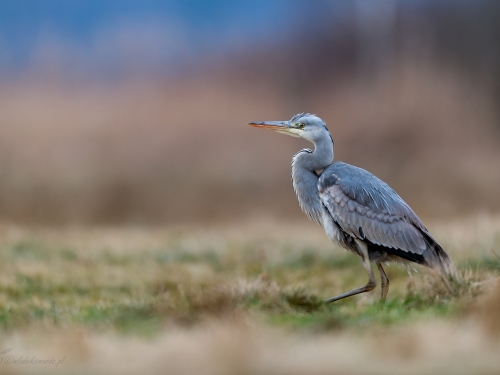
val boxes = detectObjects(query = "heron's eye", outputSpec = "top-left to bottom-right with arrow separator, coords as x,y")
298,123 -> 305,129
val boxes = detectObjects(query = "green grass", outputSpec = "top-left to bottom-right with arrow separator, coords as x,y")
0,221 -> 497,337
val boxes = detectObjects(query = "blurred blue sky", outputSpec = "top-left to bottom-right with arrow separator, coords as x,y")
0,0 -> 479,79
0,0 -> 316,77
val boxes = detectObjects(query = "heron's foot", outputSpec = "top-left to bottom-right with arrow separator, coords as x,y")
324,279 -> 376,304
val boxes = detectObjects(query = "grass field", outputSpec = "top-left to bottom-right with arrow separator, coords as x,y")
0,215 -> 499,374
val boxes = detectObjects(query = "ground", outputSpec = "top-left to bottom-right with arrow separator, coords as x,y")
0,215 -> 499,374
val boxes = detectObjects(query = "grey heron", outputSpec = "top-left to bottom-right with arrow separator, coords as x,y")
249,113 -> 453,303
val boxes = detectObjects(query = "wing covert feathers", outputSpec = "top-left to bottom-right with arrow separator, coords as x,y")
318,163 -> 453,273
320,183 -> 426,254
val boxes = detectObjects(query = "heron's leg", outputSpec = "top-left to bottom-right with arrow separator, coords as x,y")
376,262 -> 390,301
324,241 -> 376,304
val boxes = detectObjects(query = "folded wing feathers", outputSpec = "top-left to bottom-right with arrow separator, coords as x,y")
320,183 -> 427,255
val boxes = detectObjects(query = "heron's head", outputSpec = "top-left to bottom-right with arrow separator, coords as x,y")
248,113 -> 329,143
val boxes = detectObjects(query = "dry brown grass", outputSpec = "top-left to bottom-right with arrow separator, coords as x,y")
473,278 -> 500,339
0,215 -> 498,374
4,316 -> 500,375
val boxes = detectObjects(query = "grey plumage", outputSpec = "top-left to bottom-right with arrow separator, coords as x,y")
318,162 -> 449,268
249,113 -> 453,303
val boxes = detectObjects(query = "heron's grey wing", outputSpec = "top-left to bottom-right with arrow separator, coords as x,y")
318,163 -> 427,255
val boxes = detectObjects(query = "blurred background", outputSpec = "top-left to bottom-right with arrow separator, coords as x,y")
0,0 -> 499,225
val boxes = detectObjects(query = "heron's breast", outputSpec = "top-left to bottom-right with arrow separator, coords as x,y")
321,210 -> 350,249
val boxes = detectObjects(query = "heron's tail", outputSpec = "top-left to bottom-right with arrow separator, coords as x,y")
422,232 -> 456,276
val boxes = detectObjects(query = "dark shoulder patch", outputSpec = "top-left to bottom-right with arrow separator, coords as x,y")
319,173 -> 339,193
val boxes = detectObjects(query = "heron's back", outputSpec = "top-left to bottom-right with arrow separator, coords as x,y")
322,162 -> 415,217
319,162 -> 453,273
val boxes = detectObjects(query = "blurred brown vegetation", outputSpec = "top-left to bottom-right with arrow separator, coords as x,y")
1,3 -> 500,225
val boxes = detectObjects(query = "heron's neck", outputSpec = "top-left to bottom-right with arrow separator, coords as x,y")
291,133 -> 334,225
303,134 -> 334,171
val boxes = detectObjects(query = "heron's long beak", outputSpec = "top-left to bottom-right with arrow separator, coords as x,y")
248,121 -> 301,137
